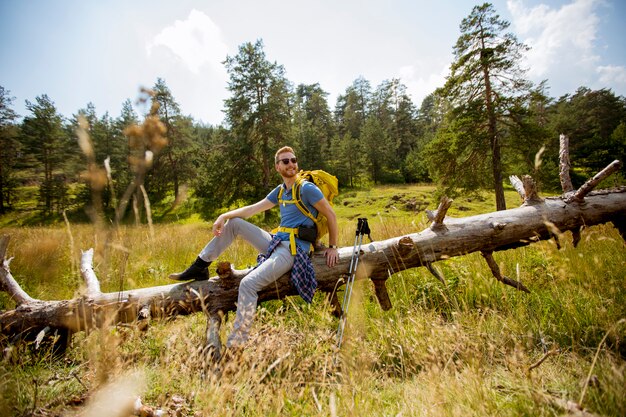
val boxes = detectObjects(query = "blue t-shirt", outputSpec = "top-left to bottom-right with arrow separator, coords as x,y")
267,181 -> 324,252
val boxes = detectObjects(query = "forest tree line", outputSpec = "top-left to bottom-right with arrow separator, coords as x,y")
0,3 -> 625,222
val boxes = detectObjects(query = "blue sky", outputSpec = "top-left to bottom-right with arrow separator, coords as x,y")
1,0 -> 625,125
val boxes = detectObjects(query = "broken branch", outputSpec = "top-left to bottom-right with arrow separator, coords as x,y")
481,251 -> 530,293
80,249 -> 101,296
567,160 -> 623,202
559,134 -> 574,193
428,196 -> 453,229
0,235 -> 36,306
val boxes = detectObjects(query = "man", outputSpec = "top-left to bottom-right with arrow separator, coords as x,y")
169,146 -> 339,348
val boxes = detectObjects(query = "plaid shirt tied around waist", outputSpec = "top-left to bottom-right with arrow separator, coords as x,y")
256,234 -> 317,303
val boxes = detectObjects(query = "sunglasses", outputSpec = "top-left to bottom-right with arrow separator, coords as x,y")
277,157 -> 298,165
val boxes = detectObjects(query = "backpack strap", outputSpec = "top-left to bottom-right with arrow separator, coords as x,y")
276,226 -> 299,255
284,179 -> 318,224
277,183 -> 297,207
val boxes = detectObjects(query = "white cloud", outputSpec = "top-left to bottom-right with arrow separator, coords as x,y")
397,60 -> 451,106
507,0 -> 601,78
146,9 -> 228,74
597,65 -> 626,86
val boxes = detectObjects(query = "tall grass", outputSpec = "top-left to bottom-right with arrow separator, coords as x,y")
1,186 -> 625,416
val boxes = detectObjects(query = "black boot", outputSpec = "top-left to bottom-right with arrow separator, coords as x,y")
169,257 -> 211,281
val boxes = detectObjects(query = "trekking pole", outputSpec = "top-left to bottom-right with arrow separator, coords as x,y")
335,217 -> 372,353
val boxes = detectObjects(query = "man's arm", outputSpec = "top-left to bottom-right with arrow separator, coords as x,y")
313,198 -> 338,267
212,198 -> 276,237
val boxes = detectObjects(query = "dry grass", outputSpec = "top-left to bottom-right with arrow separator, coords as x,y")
1,186 -> 626,416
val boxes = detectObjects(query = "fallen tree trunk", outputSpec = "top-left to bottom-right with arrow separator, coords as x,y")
1,160 -> 625,357
2,186 -> 625,333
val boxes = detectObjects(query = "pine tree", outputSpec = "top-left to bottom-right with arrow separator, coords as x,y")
222,39 -> 292,205
293,83 -> 334,170
149,78 -> 198,202
0,86 -> 19,213
335,77 -> 370,140
505,83 -> 556,190
550,87 -> 626,179
369,79 -> 418,182
362,116 -> 388,184
332,77 -> 371,186
114,99 -> 139,196
435,3 -> 533,210
21,95 -> 70,215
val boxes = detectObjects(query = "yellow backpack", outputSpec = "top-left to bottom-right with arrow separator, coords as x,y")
277,170 -> 339,243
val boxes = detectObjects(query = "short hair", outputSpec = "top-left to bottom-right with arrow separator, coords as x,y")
275,146 -> 296,163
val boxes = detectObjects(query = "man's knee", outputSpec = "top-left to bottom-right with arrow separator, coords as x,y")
222,217 -> 252,239
226,217 -> 246,231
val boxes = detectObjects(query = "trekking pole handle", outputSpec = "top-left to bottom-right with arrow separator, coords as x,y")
356,217 -> 373,241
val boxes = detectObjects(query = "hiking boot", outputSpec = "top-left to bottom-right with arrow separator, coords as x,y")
169,257 -> 211,281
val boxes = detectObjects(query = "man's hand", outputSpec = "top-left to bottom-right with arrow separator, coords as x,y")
212,215 -> 226,237
325,247 -> 338,267
212,198 -> 275,237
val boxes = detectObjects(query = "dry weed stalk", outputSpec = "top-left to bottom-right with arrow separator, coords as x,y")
115,88 -> 167,230
77,115 -> 107,227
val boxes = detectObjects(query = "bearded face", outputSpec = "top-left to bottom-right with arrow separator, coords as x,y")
275,152 -> 298,178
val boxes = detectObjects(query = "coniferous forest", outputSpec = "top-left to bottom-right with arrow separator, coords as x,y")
1,3 -> 625,225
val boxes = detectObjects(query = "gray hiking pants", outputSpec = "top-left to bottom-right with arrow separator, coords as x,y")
198,218 -> 294,347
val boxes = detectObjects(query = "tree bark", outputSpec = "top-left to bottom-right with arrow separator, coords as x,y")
480,36 -> 506,212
